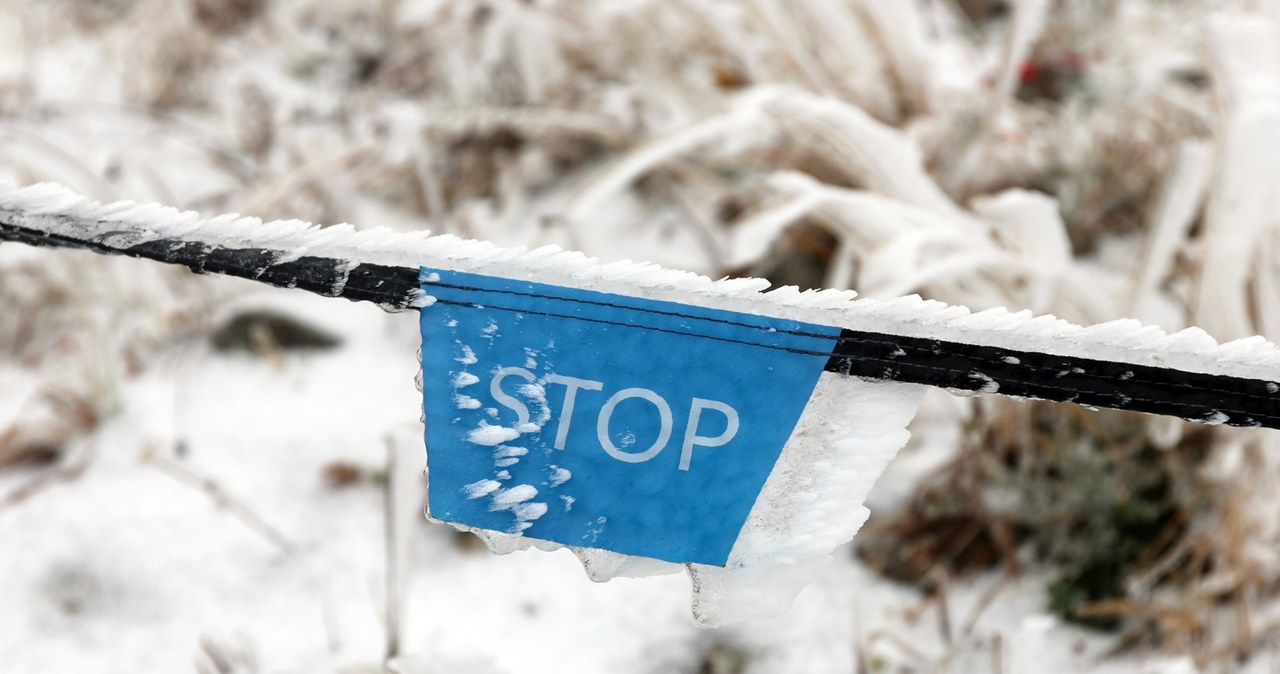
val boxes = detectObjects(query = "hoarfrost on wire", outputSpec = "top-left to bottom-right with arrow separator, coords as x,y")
6,180 -> 1280,385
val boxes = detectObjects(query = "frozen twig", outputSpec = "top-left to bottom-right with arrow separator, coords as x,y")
960,575 -> 1014,639
382,430 -> 421,665
194,633 -> 259,674
1130,141 -> 1212,319
384,436 -> 402,663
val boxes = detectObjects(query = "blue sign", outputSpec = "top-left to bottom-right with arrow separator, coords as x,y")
419,268 -> 839,566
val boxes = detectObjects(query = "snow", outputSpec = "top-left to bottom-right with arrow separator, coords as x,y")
465,424 -> 520,447
1202,411 -> 1231,425
510,502 -> 549,526
478,483 -> 548,533
489,485 -> 538,509
464,479 -> 502,499
965,372 -> 1000,395
452,394 -> 481,410
493,445 -> 528,459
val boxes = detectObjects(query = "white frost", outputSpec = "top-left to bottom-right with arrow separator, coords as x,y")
467,423 -> 521,446
453,394 -> 481,409
484,484 -> 550,533
489,485 -> 539,512
12,180 -> 1280,635
968,372 -> 999,395
493,445 -> 528,459
547,466 -> 571,487
1203,411 -> 1231,425
6,181 -> 1280,384
511,502 -> 548,522
463,480 -> 502,499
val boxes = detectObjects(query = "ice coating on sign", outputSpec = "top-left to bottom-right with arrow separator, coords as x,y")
453,372 -> 480,388
490,485 -> 538,507
565,375 -> 924,628
419,267 -> 926,625
421,268 -> 841,565
547,466 -> 571,487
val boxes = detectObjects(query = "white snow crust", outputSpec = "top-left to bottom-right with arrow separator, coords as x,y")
687,374 -> 924,625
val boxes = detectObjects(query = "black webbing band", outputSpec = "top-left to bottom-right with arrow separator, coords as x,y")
3,218 -> 1277,429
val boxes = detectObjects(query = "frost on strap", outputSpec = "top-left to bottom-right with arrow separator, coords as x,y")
2,180 -> 1280,430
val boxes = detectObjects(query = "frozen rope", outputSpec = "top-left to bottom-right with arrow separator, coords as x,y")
1,182 -> 1278,430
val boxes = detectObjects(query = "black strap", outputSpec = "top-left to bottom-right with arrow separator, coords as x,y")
3,218 -> 1276,429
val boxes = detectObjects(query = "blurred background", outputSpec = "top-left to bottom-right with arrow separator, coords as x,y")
3,0 -> 1280,672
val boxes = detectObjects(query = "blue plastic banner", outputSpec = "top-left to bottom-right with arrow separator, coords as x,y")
419,268 -> 840,566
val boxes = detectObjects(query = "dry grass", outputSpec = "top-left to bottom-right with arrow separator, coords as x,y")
857,399 -> 1280,665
